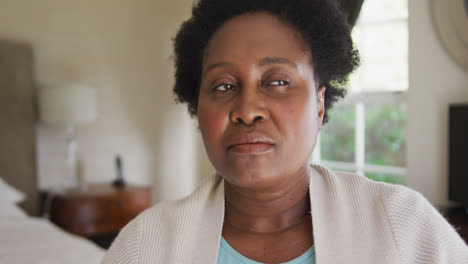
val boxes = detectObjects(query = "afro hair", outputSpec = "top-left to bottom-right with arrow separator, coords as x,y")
173,0 -> 360,123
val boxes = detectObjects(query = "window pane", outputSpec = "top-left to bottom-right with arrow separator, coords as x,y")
321,105 -> 355,162
358,0 -> 408,23
350,21 -> 408,92
365,103 -> 406,166
366,172 -> 406,185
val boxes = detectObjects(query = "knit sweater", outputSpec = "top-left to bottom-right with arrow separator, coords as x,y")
102,165 -> 468,264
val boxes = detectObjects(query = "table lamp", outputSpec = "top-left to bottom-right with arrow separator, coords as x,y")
39,83 -> 98,189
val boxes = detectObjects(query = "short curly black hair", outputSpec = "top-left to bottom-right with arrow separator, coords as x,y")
173,0 -> 360,123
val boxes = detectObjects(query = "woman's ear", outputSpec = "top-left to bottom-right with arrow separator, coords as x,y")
317,85 -> 326,128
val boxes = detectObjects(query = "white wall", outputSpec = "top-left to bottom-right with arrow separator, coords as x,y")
0,0 -> 208,203
408,0 -> 468,206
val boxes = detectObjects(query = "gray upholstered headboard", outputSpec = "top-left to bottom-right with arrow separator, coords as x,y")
0,39 -> 39,216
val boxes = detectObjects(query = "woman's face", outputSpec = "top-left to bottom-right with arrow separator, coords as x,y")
198,12 -> 325,189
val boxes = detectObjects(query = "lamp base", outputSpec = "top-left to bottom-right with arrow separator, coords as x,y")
65,124 -> 78,190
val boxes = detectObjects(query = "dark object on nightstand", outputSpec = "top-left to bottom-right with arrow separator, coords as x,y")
444,206 -> 468,244
113,155 -> 126,188
49,184 -> 151,249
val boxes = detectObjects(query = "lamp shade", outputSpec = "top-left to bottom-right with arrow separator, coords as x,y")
39,83 -> 98,126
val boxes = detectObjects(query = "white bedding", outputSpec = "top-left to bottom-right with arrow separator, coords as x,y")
0,178 -> 105,264
0,216 -> 105,264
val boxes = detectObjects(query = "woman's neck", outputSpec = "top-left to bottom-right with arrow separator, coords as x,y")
223,166 -> 311,234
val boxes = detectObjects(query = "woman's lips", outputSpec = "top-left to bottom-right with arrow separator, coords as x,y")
229,142 -> 274,154
226,132 -> 275,154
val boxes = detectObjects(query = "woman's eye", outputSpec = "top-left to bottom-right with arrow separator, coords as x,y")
268,80 -> 290,86
213,84 -> 237,92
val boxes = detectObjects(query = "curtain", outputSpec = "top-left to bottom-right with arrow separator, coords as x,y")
337,0 -> 365,28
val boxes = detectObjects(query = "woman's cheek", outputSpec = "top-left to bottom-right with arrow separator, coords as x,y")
197,102 -> 228,156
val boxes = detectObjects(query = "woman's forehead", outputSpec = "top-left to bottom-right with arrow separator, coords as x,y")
202,12 -> 312,69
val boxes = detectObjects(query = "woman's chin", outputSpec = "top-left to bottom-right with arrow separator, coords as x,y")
221,167 -> 282,190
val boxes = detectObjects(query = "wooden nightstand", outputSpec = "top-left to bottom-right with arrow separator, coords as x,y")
49,184 -> 152,248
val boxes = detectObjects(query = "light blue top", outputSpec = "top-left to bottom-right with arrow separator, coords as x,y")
217,237 -> 316,264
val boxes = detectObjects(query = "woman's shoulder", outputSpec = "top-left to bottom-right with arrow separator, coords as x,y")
311,164 -> 468,262
310,164 -> 443,217
310,163 -> 412,198
103,173 -> 225,264
375,178 -> 468,261
311,164 -> 439,209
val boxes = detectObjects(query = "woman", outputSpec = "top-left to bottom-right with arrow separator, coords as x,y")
103,0 -> 468,263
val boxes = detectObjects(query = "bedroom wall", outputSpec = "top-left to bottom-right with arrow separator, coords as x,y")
0,0 -> 211,203
3,0 -> 466,208
407,0 -> 468,206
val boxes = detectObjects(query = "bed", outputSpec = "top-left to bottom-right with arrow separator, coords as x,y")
0,39 -> 105,263
0,178 -> 105,263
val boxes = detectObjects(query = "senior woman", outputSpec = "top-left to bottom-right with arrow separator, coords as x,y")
103,0 -> 468,263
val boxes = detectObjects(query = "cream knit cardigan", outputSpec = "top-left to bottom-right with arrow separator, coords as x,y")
103,165 -> 468,264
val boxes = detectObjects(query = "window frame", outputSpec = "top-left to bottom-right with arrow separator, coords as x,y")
312,0 -> 408,181
312,91 -> 407,178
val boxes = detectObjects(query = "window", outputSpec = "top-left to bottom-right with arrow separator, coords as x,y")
312,0 -> 408,184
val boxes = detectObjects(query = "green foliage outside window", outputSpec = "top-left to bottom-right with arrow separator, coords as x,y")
365,104 -> 406,167
321,105 -> 355,163
320,103 -> 406,185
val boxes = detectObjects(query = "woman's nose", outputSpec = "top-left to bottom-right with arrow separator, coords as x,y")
229,91 -> 270,126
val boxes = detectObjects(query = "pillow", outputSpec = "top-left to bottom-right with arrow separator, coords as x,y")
0,177 -> 26,204
0,200 -> 27,219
